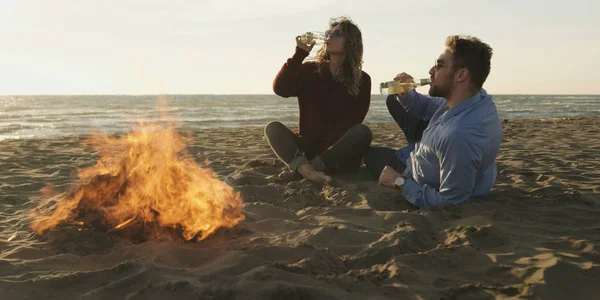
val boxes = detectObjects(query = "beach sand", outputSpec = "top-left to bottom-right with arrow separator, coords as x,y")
1,116 -> 599,299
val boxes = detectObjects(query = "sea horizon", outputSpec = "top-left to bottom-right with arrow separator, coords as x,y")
2,94 -> 599,141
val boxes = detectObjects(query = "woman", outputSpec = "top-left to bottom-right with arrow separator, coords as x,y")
265,16 -> 372,184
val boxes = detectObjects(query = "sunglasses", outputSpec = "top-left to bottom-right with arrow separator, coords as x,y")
324,29 -> 343,38
434,60 -> 465,71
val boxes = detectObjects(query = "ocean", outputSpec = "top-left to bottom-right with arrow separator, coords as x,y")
1,94 -> 599,141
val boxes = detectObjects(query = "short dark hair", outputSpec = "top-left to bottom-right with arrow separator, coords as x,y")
445,35 -> 493,89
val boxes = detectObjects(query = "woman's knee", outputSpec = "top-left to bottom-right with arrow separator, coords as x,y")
350,124 -> 373,143
264,121 -> 286,139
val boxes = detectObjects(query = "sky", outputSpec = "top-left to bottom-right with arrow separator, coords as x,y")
0,0 -> 598,95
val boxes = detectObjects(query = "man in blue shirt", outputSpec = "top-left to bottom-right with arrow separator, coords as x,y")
364,35 -> 502,209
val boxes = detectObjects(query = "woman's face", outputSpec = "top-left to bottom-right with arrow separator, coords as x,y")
325,24 -> 344,54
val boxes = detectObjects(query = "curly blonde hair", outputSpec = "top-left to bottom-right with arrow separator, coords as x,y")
312,16 -> 364,97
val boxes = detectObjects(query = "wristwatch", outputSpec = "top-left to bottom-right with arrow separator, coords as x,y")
394,176 -> 405,189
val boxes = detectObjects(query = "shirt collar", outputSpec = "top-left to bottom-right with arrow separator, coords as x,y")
438,89 -> 487,123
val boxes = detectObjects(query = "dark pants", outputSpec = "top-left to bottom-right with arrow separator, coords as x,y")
364,95 -> 429,179
264,122 -> 373,173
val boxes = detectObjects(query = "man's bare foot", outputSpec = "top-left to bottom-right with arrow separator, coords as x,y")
277,170 -> 302,182
297,164 -> 333,185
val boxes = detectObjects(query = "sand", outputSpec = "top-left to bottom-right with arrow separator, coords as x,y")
0,116 -> 599,299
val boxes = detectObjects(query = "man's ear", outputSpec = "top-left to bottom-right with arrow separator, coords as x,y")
456,68 -> 469,83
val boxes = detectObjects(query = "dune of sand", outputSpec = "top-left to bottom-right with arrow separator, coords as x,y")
1,117 -> 599,299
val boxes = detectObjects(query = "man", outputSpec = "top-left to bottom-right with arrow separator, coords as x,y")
364,35 -> 502,208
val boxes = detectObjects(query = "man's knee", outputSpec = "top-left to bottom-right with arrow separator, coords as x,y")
386,95 -> 409,117
363,146 -> 393,179
363,147 -> 377,165
386,95 -> 399,111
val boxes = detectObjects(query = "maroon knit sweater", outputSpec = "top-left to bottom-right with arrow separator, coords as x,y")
273,47 -> 371,157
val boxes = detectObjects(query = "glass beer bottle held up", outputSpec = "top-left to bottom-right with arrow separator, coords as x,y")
299,31 -> 327,45
379,78 -> 431,97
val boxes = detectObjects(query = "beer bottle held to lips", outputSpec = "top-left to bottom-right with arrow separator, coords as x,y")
299,31 -> 327,45
379,78 -> 431,97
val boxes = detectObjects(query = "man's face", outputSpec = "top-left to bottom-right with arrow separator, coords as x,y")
428,49 -> 456,98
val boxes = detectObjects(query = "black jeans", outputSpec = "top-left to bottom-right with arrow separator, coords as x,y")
264,121 -> 372,173
364,95 -> 429,179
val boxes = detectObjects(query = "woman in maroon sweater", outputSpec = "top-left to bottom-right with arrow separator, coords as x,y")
265,16 -> 372,184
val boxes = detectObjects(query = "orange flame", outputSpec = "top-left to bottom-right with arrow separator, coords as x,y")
29,120 -> 244,242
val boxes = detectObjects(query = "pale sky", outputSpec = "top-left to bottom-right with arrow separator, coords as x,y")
0,0 -> 598,95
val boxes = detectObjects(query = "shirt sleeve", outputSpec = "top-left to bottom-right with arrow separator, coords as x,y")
395,89 -> 445,121
272,47 -> 310,98
402,132 -> 481,208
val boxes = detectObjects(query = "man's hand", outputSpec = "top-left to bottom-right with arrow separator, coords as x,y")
394,72 -> 414,83
379,166 -> 403,189
393,72 -> 415,97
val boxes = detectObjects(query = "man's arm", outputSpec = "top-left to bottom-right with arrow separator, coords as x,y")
395,89 -> 445,121
402,132 -> 481,208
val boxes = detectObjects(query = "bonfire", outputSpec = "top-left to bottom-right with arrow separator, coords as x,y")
29,120 -> 245,242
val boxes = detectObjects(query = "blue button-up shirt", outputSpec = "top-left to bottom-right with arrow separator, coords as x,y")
394,88 -> 503,208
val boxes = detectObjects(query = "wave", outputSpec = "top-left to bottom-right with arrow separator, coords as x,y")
1,95 -> 599,140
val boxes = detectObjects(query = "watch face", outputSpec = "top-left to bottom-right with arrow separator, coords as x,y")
395,177 -> 405,187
